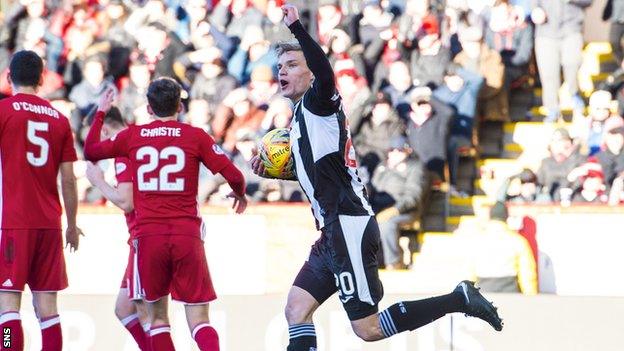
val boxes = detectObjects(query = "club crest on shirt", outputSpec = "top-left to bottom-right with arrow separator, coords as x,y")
212,144 -> 225,155
115,162 -> 127,175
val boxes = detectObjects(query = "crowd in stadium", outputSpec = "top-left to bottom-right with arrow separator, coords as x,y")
0,0 -> 622,276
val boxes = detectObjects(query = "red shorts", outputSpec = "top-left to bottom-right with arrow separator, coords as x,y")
120,240 -> 141,301
136,235 -> 216,304
0,229 -> 67,292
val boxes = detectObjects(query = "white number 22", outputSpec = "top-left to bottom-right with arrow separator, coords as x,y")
26,120 -> 49,167
136,146 -> 185,191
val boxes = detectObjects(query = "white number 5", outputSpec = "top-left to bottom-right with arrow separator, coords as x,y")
26,121 -> 49,167
136,146 -> 185,191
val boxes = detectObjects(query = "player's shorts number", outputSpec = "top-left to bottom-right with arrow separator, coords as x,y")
136,146 -> 185,191
335,272 -> 355,302
26,120 -> 49,167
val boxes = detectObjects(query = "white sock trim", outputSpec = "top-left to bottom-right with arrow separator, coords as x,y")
149,326 -> 171,337
120,314 -> 139,327
191,323 -> 213,340
0,312 -> 20,324
142,323 -> 151,333
39,316 -> 60,330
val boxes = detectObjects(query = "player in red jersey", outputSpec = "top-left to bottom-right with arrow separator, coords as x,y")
0,50 -> 83,351
85,107 -> 151,351
84,78 -> 247,351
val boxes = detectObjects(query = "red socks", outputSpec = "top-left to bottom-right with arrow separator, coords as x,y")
192,323 -> 219,351
40,315 -> 62,351
0,311 -> 24,351
150,325 -> 175,351
121,314 -> 149,351
142,323 -> 152,351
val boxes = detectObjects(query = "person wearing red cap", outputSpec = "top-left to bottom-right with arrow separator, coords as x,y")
568,158 -> 609,204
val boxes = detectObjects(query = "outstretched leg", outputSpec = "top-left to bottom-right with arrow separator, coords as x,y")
351,281 -> 503,342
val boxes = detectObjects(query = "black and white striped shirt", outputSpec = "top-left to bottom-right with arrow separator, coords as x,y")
290,90 -> 374,230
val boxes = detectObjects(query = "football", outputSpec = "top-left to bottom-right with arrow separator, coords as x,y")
258,128 -> 295,179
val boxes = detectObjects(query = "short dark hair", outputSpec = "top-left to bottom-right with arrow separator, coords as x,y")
147,77 -> 181,117
9,50 -> 43,88
104,107 -> 125,127
275,42 -> 302,57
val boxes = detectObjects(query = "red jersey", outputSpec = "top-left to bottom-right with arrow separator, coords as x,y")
114,157 -> 137,237
86,115 -> 232,238
0,93 -> 77,229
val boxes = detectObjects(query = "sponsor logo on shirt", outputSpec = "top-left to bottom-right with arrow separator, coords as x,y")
115,162 -> 127,175
212,144 -> 225,155
2,279 -> 13,287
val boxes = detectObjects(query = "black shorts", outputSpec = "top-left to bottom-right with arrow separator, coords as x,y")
293,215 -> 384,321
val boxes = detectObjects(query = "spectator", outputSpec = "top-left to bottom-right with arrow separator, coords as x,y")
327,27 -> 367,80
497,169 -> 540,204
405,86 -> 453,181
317,0 -> 345,48
227,25 -> 277,85
357,0 -> 394,47
210,0 -> 264,40
484,0 -> 534,92
335,67 -> 372,118
101,0 -> 134,79
572,90 -> 616,156
262,0 -> 294,42
69,55 -> 117,131
433,66 -> 484,192
371,137 -> 427,270
248,64 -> 279,109
454,25 -> 507,121
608,171 -> 624,205
186,99 -> 211,132
596,116 -> 624,187
536,128 -> 584,202
568,159 -> 609,204
363,19 -> 407,91
118,57 -> 151,125
410,15 -> 452,90
531,0 -> 592,122
382,60 -> 415,118
353,91 -> 405,176
135,22 -> 187,79
604,0 -> 624,63
177,47 -> 239,119
212,87 -> 266,152
468,202 -> 538,295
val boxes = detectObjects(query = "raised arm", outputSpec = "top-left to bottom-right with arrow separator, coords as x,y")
83,88 -> 124,161
283,5 -> 336,101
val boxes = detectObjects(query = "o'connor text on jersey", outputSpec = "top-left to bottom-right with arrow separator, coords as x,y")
11,102 -> 60,118
140,127 -> 182,137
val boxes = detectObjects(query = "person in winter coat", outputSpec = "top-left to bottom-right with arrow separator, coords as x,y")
371,137 -> 428,270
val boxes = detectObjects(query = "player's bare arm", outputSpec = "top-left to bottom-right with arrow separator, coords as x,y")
60,162 -> 84,252
85,162 -> 133,213
84,88 -> 121,161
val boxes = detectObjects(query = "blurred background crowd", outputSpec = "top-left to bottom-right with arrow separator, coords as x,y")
1,0 -> 622,292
